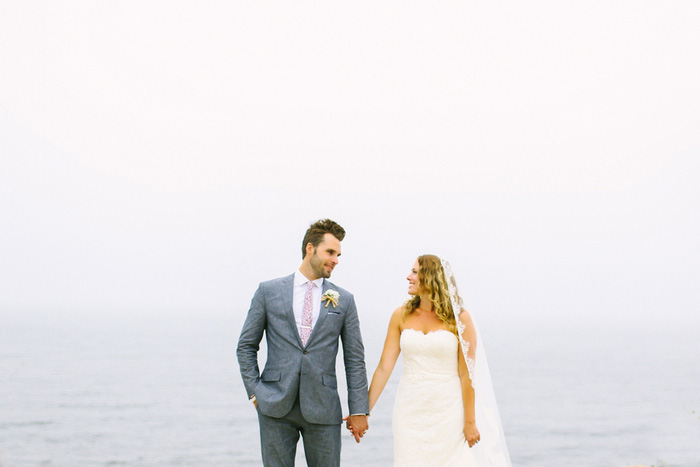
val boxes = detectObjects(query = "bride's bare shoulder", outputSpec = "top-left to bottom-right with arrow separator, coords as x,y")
390,306 -> 406,327
458,308 -> 475,328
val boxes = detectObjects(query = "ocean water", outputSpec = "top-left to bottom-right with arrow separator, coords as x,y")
1,310 -> 699,467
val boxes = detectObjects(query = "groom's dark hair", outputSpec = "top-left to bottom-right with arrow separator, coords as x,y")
301,219 -> 346,258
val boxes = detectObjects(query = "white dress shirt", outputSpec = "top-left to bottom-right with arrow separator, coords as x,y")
293,270 -> 324,339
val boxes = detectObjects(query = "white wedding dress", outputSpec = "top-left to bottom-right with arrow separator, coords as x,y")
393,328 -> 476,466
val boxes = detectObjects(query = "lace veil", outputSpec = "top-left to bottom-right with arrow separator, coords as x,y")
441,257 -> 512,466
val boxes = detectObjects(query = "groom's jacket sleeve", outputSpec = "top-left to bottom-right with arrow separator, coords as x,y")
341,295 -> 370,416
237,283 -> 266,399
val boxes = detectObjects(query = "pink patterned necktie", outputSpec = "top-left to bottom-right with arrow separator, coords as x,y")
301,281 -> 314,346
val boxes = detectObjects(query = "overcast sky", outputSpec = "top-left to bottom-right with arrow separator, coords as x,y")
1,2 -> 699,330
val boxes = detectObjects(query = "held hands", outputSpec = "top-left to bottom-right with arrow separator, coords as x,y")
343,414 -> 369,443
464,421 -> 480,448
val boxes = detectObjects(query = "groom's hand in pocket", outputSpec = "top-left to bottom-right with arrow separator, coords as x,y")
345,414 -> 369,443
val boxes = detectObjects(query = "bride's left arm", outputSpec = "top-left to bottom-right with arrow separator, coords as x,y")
457,310 -> 481,448
368,306 -> 403,412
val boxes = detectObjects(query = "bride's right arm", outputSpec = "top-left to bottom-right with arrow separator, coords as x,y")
368,306 -> 403,412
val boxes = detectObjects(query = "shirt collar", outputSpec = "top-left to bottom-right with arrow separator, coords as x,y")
294,269 -> 324,289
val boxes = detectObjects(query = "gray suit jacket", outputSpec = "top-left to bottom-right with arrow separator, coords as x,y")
236,274 -> 369,424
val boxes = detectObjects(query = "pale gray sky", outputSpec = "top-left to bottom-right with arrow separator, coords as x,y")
1,2 -> 699,329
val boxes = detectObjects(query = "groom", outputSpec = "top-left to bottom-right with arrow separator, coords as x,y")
237,219 -> 370,466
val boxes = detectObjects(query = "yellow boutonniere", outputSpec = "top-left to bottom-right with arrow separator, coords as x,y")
322,290 -> 340,308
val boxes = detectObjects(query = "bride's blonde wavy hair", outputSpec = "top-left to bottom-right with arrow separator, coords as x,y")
403,254 -> 457,336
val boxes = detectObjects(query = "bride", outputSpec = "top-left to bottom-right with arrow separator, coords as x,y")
358,255 -> 510,466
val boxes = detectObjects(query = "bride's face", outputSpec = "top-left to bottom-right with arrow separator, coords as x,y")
406,261 -> 420,295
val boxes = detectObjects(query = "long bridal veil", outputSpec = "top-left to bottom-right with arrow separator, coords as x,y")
441,258 -> 512,466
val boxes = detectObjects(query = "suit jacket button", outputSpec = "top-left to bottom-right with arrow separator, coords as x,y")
303,350 -> 308,354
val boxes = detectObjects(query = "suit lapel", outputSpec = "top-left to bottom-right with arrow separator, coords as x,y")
281,274 -> 302,347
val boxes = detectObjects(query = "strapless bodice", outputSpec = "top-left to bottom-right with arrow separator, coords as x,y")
399,328 -> 459,380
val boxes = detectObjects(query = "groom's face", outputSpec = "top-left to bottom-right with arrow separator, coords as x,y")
309,233 -> 341,279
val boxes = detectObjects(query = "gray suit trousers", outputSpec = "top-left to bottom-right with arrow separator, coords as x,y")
257,395 -> 340,467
